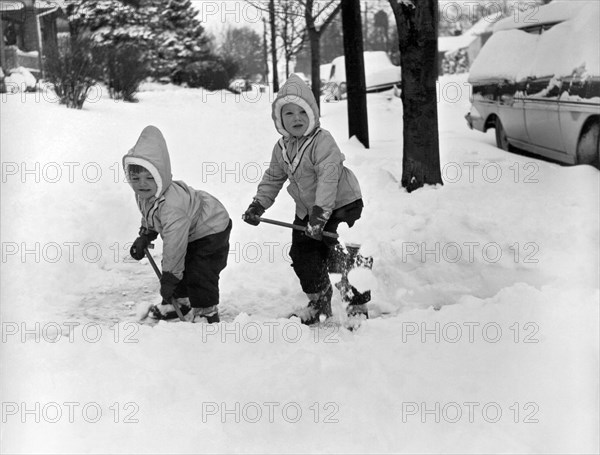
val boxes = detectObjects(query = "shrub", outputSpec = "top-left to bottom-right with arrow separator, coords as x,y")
173,59 -> 229,90
44,37 -> 98,109
94,43 -> 149,102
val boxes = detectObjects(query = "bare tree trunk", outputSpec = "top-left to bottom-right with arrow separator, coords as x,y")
308,31 -> 321,106
269,0 -> 279,92
304,0 -> 342,111
390,0 -> 443,192
341,0 -> 369,148
262,18 -> 269,83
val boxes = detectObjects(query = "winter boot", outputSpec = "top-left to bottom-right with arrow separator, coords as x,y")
346,303 -> 369,318
149,298 -> 192,320
291,284 -> 333,325
190,305 -> 220,324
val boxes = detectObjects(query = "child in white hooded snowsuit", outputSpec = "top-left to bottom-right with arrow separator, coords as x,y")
124,125 -> 231,323
243,74 -> 365,324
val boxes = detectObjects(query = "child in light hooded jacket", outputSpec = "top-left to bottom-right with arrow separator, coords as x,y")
243,74 -> 365,324
124,125 -> 231,323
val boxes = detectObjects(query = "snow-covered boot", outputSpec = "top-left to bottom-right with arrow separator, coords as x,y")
149,298 -> 192,320
291,284 -> 333,325
346,303 -> 369,318
190,305 -> 220,324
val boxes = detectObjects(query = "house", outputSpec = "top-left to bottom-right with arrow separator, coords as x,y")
0,0 -> 67,78
438,14 -> 501,74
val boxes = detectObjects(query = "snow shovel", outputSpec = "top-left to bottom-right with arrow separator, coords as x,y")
258,217 -> 339,239
144,247 -> 186,322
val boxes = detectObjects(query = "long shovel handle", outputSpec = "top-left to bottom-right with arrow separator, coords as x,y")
258,217 -> 339,239
144,247 -> 186,322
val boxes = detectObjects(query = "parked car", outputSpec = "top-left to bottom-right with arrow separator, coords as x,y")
228,78 -> 251,93
465,0 -> 600,167
293,72 -> 311,88
322,51 -> 401,101
319,63 -> 332,91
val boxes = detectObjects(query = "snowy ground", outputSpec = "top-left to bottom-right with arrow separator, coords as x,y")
1,74 -> 598,454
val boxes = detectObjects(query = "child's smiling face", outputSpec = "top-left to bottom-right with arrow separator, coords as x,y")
281,103 -> 309,137
129,169 -> 157,199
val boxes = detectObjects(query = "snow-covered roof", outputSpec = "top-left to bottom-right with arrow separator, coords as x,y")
493,0 -> 595,32
469,1 -> 600,83
0,0 -> 66,12
439,14 -> 500,54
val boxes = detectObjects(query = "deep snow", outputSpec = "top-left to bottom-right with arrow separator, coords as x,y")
1,74 -> 598,454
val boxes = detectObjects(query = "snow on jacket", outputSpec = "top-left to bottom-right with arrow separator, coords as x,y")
123,126 -> 230,279
254,73 -> 362,220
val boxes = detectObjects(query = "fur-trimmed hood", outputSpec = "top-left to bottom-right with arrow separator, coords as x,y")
272,73 -> 321,137
122,125 -> 173,198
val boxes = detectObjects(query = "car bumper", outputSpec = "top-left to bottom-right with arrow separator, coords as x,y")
465,107 -> 485,132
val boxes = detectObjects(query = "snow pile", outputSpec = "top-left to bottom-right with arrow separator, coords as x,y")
0,74 -> 598,453
468,30 -> 539,82
3,67 -> 37,92
493,0 -> 594,33
527,1 -> 600,79
470,1 -> 600,83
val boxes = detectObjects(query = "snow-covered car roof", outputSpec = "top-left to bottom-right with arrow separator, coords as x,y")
470,1 -> 599,83
0,0 -> 67,12
493,0 -> 595,32
328,51 -> 401,90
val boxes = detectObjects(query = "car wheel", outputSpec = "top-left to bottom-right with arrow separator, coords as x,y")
494,117 -> 510,151
576,120 -> 600,169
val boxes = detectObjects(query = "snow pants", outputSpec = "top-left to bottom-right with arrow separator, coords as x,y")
173,220 -> 232,309
289,200 -> 363,294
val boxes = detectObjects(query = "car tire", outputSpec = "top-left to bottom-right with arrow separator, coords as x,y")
576,120 -> 600,169
494,117 -> 510,151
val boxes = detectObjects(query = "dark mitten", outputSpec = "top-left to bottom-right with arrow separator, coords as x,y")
130,236 -> 149,260
306,206 -> 330,241
160,271 -> 180,302
242,200 -> 265,226
129,228 -> 158,260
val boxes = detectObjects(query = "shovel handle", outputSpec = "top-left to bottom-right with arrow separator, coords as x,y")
258,217 -> 338,239
144,247 -> 186,322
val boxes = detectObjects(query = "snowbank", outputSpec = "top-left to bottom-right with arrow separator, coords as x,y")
0,73 -> 598,454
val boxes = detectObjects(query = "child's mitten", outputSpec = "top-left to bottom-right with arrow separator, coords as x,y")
242,200 -> 266,226
129,229 -> 158,260
306,206 -> 330,241
160,271 -> 180,302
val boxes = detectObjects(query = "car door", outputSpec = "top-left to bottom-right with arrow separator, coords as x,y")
496,84 -> 528,143
523,77 -> 566,153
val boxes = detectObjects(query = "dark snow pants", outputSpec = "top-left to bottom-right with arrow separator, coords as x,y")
289,200 -> 363,294
173,220 -> 232,308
